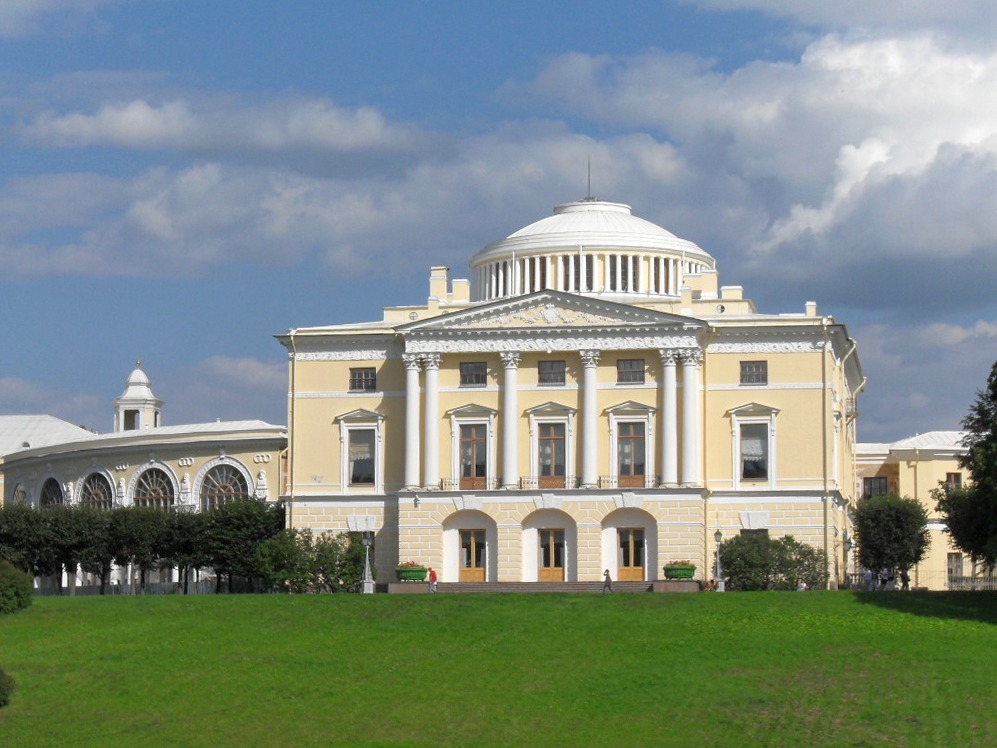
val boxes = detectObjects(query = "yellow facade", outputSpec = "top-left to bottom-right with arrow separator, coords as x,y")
280,198 -> 865,587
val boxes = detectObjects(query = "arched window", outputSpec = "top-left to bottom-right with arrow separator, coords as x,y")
80,473 -> 114,510
199,464 -> 249,512
11,484 -> 28,506
40,478 -> 64,507
134,468 -> 175,510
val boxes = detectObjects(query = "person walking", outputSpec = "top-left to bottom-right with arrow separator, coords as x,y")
602,569 -> 614,593
428,567 -> 438,593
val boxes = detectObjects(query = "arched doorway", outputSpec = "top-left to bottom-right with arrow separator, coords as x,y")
442,510 -> 498,583
521,509 -> 578,582
601,508 -> 658,582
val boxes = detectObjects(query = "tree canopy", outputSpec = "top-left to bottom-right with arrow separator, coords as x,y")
852,494 -> 929,573
941,358 -> 997,567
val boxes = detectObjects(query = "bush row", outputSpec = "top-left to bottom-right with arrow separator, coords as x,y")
0,498 -> 365,594
719,534 -> 829,591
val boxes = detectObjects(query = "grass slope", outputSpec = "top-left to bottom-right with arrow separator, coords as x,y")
0,592 -> 994,747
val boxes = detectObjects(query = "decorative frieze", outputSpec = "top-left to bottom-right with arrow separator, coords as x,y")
405,334 -> 699,354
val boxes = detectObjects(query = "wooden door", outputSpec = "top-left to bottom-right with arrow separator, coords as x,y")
618,528 -> 645,581
538,529 -> 565,581
460,529 -> 486,582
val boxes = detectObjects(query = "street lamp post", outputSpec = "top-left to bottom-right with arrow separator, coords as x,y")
714,529 -> 725,592
843,535 -> 854,588
361,531 -> 374,594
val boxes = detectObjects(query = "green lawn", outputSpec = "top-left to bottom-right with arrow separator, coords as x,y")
1,591 -> 994,747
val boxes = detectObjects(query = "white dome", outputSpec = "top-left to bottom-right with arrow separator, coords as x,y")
119,363 -> 156,401
469,198 -> 716,302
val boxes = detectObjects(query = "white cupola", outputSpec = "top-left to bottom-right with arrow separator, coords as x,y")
113,361 -> 163,432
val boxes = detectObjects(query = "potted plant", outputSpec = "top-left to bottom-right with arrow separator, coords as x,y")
395,560 -> 428,582
663,560 -> 696,579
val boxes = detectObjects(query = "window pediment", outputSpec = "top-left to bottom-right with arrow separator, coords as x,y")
445,403 -> 498,419
335,408 -> 385,424
727,402 -> 779,418
605,400 -> 656,417
525,401 -> 577,417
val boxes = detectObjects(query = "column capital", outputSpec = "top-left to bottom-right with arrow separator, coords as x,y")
499,351 -> 521,369
580,349 -> 601,368
402,353 -> 422,370
679,348 -> 703,366
422,353 -> 442,370
659,349 -> 679,366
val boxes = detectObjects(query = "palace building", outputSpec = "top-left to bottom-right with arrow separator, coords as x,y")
278,197 -> 866,585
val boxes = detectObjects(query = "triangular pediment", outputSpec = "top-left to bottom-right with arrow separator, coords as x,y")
397,290 -> 704,333
445,403 -> 498,419
727,402 -> 780,418
525,401 -> 577,417
334,408 -> 384,424
605,400 -> 656,416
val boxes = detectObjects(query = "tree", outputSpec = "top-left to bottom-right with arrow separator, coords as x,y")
941,358 -> 997,567
852,494 -> 930,575
44,505 -> 92,595
112,507 -> 169,593
77,507 -> 118,595
204,498 -> 285,592
161,510 -> 210,594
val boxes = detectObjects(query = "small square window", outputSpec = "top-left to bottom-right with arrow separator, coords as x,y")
616,359 -> 645,384
460,362 -> 487,387
740,361 -> 767,385
538,360 -> 566,386
863,476 -> 888,498
349,367 -> 376,391
945,472 -> 962,492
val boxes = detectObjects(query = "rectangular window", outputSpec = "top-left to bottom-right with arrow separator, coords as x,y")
617,422 -> 646,487
538,423 -> 566,488
460,424 -> 488,490
348,429 -> 376,485
349,367 -> 376,392
616,359 -> 645,384
863,476 -> 888,498
538,360 -> 566,386
947,552 -> 963,580
740,423 -> 768,480
945,472 -> 962,491
740,360 -> 768,385
459,362 -> 487,387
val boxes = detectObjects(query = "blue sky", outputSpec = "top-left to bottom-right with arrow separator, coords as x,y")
2,0 -> 997,442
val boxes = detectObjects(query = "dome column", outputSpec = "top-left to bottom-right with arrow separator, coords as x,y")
500,352 -> 521,489
580,350 -> 601,488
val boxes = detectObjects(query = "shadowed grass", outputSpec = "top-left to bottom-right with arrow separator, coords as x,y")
1,592 -> 995,746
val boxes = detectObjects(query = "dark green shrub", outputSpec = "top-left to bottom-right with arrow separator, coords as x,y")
0,559 -> 33,614
0,666 -> 14,708
720,534 -> 828,591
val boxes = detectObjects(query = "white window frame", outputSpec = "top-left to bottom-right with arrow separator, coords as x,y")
335,409 -> 385,494
526,402 -> 576,489
446,404 -> 497,491
728,403 -> 779,490
606,401 -> 656,489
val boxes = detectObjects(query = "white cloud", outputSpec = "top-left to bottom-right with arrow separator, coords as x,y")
0,376 -> 102,428
25,96 -> 428,156
0,0 -> 121,37
681,0 -> 997,38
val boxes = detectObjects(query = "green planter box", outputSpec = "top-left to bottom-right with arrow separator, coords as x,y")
396,567 -> 428,582
663,565 -> 696,579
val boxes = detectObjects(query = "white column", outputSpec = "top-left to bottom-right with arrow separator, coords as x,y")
604,254 -> 611,292
680,350 -> 702,485
500,351 -> 521,489
568,254 -> 575,292
545,256 -> 552,289
423,353 -> 441,488
403,354 -> 422,488
659,350 -> 678,486
579,251 -> 588,292
580,350 -> 601,488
